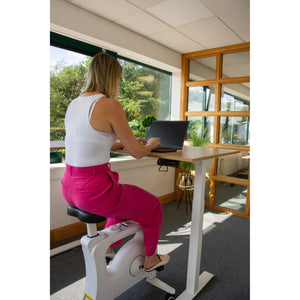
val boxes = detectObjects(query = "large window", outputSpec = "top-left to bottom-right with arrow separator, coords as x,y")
50,46 -> 90,141
117,58 -> 171,138
50,32 -> 172,141
180,43 -> 250,218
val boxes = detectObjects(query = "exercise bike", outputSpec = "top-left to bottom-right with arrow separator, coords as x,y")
67,205 -> 176,300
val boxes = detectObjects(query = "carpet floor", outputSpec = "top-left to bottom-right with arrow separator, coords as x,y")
50,200 -> 249,300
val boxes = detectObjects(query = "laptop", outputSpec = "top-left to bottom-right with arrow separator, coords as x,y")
147,120 -> 189,152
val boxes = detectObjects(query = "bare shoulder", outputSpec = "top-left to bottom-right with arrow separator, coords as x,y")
97,97 -> 122,109
93,97 -> 123,115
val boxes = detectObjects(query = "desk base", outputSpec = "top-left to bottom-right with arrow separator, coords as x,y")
176,271 -> 214,300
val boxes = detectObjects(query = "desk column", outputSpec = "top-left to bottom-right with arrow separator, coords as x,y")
178,159 -> 214,299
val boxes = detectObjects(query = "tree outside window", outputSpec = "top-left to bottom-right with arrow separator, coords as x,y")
50,46 -> 171,141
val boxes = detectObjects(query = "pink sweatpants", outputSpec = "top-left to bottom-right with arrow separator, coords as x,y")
61,163 -> 162,256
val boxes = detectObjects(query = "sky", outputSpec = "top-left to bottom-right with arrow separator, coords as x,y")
50,46 -> 88,68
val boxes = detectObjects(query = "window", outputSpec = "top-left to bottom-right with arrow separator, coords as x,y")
117,58 -> 171,138
50,46 -> 90,141
220,116 -> 250,145
180,43 -> 250,218
188,86 -> 215,112
50,32 -> 172,141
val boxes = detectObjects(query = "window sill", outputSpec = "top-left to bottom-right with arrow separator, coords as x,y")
50,156 -> 158,173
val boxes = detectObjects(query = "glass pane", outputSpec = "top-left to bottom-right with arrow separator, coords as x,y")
218,151 -> 250,178
222,50 -> 250,78
220,116 -> 250,145
188,85 -> 215,112
50,46 -> 90,141
189,56 -> 216,81
50,45 -> 172,142
215,182 -> 248,212
187,116 -> 214,144
118,59 -> 172,138
221,83 -> 250,111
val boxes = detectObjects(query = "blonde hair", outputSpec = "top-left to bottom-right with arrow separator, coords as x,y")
83,52 -> 122,99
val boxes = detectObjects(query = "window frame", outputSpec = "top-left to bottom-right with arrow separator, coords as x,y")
179,43 -> 250,218
50,31 -> 171,76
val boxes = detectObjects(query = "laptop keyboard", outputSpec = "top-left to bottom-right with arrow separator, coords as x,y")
151,148 -> 177,152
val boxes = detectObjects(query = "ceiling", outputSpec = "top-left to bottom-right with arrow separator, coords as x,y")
68,0 -> 250,54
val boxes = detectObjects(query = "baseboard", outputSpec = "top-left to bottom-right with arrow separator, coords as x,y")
50,192 -> 174,244
50,220 -> 106,244
158,192 -> 174,204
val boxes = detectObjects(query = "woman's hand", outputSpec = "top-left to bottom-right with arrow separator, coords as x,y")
136,137 -> 147,145
147,137 -> 161,150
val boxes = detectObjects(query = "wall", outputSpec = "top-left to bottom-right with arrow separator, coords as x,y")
50,156 -> 175,230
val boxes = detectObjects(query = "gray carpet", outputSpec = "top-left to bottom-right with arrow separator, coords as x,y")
50,201 -> 249,300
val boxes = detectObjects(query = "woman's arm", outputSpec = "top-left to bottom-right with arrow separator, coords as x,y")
91,97 -> 160,159
110,141 -> 123,151
110,137 -> 148,152
108,99 -> 160,158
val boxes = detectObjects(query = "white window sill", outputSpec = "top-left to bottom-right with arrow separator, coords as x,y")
50,155 -> 158,172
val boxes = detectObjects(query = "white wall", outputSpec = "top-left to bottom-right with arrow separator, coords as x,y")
50,157 -> 175,230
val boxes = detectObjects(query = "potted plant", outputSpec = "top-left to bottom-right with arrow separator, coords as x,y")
176,122 -> 210,212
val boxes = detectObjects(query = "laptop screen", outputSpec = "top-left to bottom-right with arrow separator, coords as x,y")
147,121 -> 189,150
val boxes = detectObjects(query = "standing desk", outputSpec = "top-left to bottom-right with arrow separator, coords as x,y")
118,146 -> 240,299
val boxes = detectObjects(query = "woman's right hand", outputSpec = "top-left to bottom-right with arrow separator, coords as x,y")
147,137 -> 161,150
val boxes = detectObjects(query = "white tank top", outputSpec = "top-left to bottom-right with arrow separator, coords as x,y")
64,94 -> 117,167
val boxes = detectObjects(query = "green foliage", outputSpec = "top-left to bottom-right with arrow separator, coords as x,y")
128,115 -> 156,139
50,56 -> 170,141
118,60 -> 169,122
50,57 -> 91,140
221,102 -> 232,143
188,120 -> 210,146
180,119 -> 210,171
142,115 -> 156,127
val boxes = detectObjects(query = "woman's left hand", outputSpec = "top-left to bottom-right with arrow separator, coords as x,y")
136,137 -> 147,145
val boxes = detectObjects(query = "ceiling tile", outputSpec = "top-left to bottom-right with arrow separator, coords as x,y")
150,29 -> 205,53
220,8 -> 250,39
127,0 -> 166,9
116,10 -> 170,36
239,33 -> 250,42
70,0 -> 139,21
176,17 -> 243,48
146,0 -> 215,27
200,0 -> 249,16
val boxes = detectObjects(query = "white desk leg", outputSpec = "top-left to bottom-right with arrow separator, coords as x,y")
176,160 -> 214,300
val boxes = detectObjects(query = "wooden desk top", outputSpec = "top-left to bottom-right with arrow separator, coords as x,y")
117,146 -> 240,163
50,140 -> 239,162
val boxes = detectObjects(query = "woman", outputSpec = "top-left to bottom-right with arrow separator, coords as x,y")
61,52 -> 169,271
